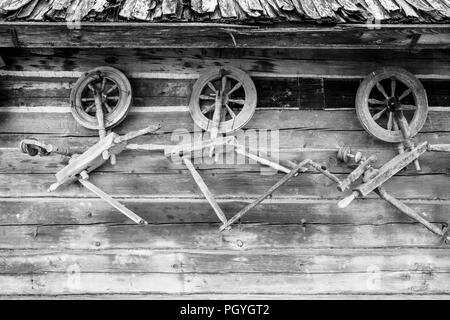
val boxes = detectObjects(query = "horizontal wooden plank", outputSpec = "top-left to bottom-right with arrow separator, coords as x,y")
0,248 -> 448,274
1,76 -> 449,109
1,110 -> 450,135
0,171 -> 448,199
1,198 -> 449,226
0,223 -> 446,250
2,47 -> 450,79
1,23 -> 450,49
1,270 -> 450,295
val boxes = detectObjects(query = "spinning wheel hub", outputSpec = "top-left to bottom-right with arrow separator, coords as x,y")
387,97 -> 400,111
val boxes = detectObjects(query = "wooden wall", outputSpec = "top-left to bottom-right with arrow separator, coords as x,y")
0,47 -> 450,298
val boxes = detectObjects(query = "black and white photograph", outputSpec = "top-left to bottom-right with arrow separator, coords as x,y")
0,0 -> 449,303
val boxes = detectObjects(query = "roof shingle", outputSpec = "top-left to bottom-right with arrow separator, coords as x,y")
1,0 -> 450,23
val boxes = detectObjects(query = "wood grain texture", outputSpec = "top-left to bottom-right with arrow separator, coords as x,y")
1,198 -> 450,225
1,46 -> 450,298
0,23 -> 449,49
0,171 -> 448,199
2,48 -> 450,79
1,110 -> 450,135
0,223 -> 447,250
1,248 -> 447,274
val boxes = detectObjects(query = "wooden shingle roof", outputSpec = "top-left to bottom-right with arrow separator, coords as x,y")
0,0 -> 450,23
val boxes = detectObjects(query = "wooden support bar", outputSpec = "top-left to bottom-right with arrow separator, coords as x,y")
94,89 -> 110,161
234,143 -> 292,174
394,111 -> 421,171
182,157 -> 228,224
375,186 -> 450,243
220,159 -> 310,231
307,160 -> 341,184
114,124 -> 161,144
78,177 -> 147,225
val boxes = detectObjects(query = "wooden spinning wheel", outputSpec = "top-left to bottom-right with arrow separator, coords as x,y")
355,67 -> 428,143
189,67 -> 257,134
70,66 -> 132,130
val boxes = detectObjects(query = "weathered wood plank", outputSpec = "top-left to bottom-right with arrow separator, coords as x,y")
1,77 -> 449,109
1,270 -> 449,295
0,223 -> 446,250
0,248 -> 448,274
1,110 -> 450,135
0,198 -> 449,225
0,171 -> 448,199
2,47 -> 450,79
0,23 -> 449,49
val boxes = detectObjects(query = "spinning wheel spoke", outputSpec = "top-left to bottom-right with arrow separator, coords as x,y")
400,104 -> 417,111
376,82 -> 389,99
87,83 -> 96,93
103,101 -> 112,113
101,77 -> 107,92
399,88 -> 412,100
390,78 -> 396,97
207,82 -> 217,93
85,103 -> 96,113
200,94 -> 215,100
106,84 -> 118,95
368,98 -> 385,105
228,99 -> 245,105
202,103 -> 215,114
372,107 -> 387,121
107,96 -> 120,101
81,97 -> 95,102
227,82 -> 242,96
225,103 -> 236,119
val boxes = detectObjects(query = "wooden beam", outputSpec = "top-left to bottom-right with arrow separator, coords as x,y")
0,22 -> 449,49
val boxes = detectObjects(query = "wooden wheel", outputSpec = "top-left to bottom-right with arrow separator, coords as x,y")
70,66 -> 132,130
189,67 -> 257,134
355,67 -> 428,143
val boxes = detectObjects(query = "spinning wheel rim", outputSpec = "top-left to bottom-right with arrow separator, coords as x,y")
70,66 -> 132,130
189,67 -> 257,134
355,67 -> 428,143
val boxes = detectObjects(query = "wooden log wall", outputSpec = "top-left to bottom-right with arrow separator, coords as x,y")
0,47 -> 450,298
